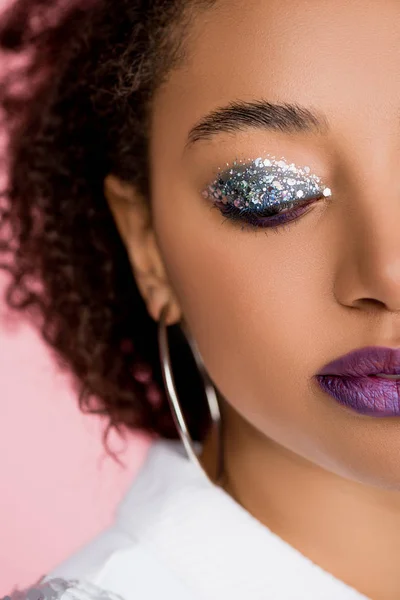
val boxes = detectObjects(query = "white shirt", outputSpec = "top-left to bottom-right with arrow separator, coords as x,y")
43,439 -> 370,599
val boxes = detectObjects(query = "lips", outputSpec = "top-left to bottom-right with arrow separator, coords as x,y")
316,374 -> 400,416
315,346 -> 400,416
317,346 -> 400,377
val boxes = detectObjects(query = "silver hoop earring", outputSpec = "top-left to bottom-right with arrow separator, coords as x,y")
158,303 -> 223,483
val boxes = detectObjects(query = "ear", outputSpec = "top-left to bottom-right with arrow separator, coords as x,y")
104,174 -> 182,326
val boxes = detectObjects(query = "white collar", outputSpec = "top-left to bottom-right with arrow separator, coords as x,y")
116,439 -> 369,600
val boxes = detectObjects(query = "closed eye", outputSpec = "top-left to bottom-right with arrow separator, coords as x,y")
202,155 -> 331,232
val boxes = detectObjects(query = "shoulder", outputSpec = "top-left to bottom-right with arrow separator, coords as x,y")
40,524 -> 197,600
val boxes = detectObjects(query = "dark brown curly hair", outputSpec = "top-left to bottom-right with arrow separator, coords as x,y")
0,0 -> 216,458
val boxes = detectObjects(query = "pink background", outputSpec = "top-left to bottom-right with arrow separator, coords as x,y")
0,271 -> 150,594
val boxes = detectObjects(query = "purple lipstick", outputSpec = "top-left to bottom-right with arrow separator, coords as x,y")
315,346 -> 400,417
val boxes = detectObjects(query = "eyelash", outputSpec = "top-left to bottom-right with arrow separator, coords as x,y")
213,195 -> 322,234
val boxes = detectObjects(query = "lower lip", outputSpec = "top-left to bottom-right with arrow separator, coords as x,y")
315,375 -> 400,416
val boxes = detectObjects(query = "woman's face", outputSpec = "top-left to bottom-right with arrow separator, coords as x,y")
114,0 -> 400,490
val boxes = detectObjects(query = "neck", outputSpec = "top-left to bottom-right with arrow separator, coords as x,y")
198,403 -> 400,600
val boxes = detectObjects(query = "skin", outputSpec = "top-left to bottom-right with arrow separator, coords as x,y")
104,1 -> 400,598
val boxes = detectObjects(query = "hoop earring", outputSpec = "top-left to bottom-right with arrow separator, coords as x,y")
158,303 -> 223,484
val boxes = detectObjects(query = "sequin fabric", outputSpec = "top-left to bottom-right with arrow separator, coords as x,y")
3,578 -> 125,600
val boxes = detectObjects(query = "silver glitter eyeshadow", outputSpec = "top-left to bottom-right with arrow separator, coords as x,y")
202,155 -> 331,213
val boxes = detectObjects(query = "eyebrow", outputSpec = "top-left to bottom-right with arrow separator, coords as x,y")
185,99 -> 330,149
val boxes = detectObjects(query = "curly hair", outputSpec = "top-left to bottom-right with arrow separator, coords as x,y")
0,0 -> 216,457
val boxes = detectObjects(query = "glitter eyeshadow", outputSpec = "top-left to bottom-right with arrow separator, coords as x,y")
201,155 -> 332,215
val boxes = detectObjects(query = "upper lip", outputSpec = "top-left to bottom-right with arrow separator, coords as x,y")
317,346 -> 400,377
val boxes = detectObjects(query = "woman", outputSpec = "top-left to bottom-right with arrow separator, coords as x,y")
1,0 -> 400,598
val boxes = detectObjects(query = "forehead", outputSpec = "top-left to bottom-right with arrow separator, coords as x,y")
151,0 -> 400,154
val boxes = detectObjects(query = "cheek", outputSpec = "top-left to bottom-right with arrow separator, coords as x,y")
153,185 -> 331,442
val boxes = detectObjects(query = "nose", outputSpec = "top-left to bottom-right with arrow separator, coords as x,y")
333,166 -> 400,315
